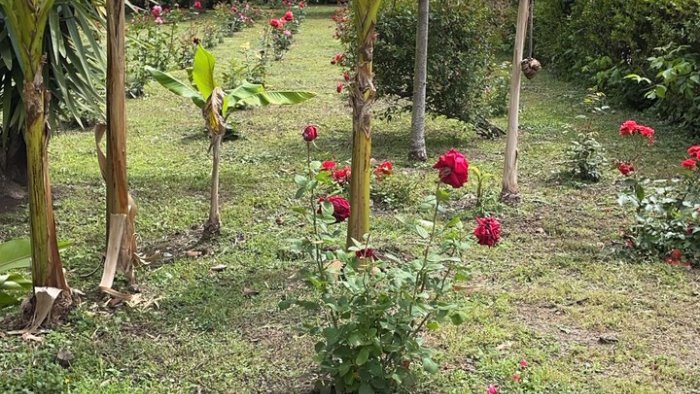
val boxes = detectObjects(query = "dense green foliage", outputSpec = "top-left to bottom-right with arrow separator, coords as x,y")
0,1 -> 105,181
535,0 -> 700,131
371,0 -> 504,123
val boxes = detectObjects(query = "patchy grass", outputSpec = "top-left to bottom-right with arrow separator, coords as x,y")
2,6 -> 699,393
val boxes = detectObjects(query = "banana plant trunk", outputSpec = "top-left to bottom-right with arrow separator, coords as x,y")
206,134 -> 223,235
346,1 -> 381,248
24,70 -> 68,291
501,0 -> 529,201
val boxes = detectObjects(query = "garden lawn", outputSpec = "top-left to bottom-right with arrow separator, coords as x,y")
1,6 -> 699,394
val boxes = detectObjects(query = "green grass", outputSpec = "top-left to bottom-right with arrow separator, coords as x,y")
2,6 -> 700,393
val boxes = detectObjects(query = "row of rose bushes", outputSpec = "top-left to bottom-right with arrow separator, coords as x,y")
267,1 -> 307,60
126,1 -> 263,97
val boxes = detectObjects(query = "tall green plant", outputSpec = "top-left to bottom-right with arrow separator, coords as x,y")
0,1 -> 105,183
147,45 -> 316,236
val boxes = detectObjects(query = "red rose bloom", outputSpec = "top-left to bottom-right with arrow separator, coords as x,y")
193,1 -> 202,10
319,195 -> 350,222
519,359 -> 529,368
433,149 -> 469,188
321,160 -> 337,172
331,53 -> 344,65
637,125 -> 655,143
619,120 -> 638,136
302,124 -> 318,141
617,162 -> 634,176
332,166 -> 351,184
682,158 -> 697,170
688,145 -> 700,159
355,248 -> 376,260
270,18 -> 281,28
336,82 -> 344,93
373,160 -> 393,180
283,11 -> 294,21
343,71 -> 350,82
474,216 -> 501,247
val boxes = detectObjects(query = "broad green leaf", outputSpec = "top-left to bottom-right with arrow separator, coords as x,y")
0,239 -> 71,273
192,45 -> 216,99
237,91 -> 316,108
356,347 -> 370,365
146,66 -> 205,108
422,357 -> 439,373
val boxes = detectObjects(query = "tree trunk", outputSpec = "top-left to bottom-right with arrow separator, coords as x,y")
23,69 -> 69,291
501,0 -> 529,201
409,0 -> 429,161
206,134 -> 223,236
0,136 -> 28,186
104,0 -> 137,289
346,9 -> 379,248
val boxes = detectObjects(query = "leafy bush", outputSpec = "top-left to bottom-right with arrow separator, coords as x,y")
565,132 -> 606,182
283,133 -> 502,392
0,239 -> 32,308
370,173 -> 418,210
615,121 -> 700,267
535,0 -> 700,131
333,0 -> 502,124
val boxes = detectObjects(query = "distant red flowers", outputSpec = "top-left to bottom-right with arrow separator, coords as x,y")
373,160 -> 393,179
434,149 -> 469,188
330,53 -> 344,65
321,160 -> 336,172
681,145 -> 699,170
302,124 -> 318,142
332,166 -> 351,185
617,162 -> 635,176
193,0 -> 202,10
283,11 -> 294,21
474,216 -> 501,247
270,18 -> 282,28
151,4 -> 162,17
336,82 -> 344,93
319,195 -> 350,222
618,119 -> 655,143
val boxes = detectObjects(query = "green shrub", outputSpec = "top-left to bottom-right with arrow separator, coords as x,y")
535,0 -> 700,131
370,173 -> 418,210
565,132 -> 606,182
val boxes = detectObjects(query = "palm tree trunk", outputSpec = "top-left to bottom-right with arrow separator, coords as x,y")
23,70 -> 69,291
501,0 -> 529,201
409,0 -> 429,161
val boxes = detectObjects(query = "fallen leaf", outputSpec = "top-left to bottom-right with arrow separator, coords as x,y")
186,250 -> 203,258
598,335 -> 619,344
243,287 -> 259,297
210,264 -> 227,272
21,332 -> 44,343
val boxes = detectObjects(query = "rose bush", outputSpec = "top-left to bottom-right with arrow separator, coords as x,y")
283,128 -> 502,392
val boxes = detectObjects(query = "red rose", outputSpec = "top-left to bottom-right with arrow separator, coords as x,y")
283,11 -> 294,21
336,82 -> 344,93
343,71 -> 350,82
355,248 -> 376,260
488,385 -> 499,394
682,158 -> 697,170
319,195 -> 350,222
433,149 -> 469,188
270,18 -> 281,28
474,216 -> 501,247
302,124 -> 318,142
636,125 -> 655,143
331,53 -> 344,65
688,145 -> 700,159
332,166 -> 351,184
619,120 -> 638,136
373,160 -> 393,179
519,359 -> 529,368
617,162 -> 634,176
193,1 -> 202,10
321,160 -> 337,172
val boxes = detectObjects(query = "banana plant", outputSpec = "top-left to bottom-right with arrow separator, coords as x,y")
346,0 -> 383,247
147,45 -> 316,237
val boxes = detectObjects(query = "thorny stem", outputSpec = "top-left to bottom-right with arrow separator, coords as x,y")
409,181 -> 442,318
412,243 -> 458,336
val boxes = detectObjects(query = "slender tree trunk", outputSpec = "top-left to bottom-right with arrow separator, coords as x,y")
206,134 -> 223,235
501,0 -> 529,201
23,70 -> 69,291
346,4 -> 380,248
409,0 -> 429,161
